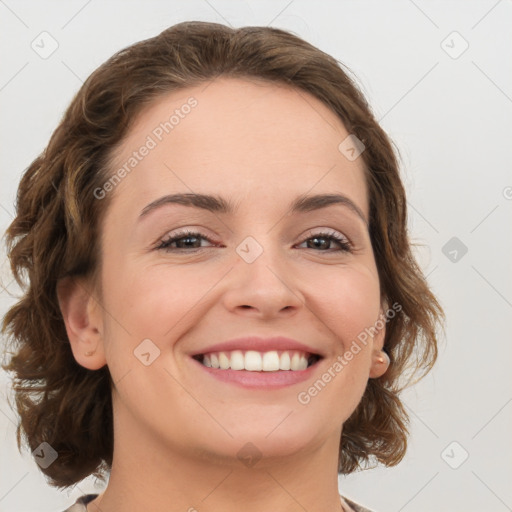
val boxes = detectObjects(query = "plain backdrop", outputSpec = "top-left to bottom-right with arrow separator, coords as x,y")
1,1 -> 511,511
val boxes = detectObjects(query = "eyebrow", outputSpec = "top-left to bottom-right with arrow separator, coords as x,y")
139,192 -> 368,226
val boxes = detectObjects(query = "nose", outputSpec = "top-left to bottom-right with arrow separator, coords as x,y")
221,241 -> 304,319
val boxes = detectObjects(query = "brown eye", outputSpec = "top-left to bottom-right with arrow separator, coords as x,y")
156,230 -> 215,252
298,230 -> 352,253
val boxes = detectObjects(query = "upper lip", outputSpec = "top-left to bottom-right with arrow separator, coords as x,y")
190,336 -> 325,358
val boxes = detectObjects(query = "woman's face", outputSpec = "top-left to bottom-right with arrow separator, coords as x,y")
84,77 -> 386,466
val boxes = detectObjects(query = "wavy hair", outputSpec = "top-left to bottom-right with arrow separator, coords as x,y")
1,21 -> 444,488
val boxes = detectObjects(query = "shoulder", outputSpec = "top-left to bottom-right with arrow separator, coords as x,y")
61,494 -> 99,512
340,494 -> 376,512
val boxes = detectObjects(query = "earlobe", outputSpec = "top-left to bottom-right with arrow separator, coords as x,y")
56,275 -> 107,370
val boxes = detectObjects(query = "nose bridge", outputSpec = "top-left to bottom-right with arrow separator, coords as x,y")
235,232 -> 287,280
223,233 -> 302,314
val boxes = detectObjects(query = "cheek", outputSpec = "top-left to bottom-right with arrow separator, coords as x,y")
97,259 -> 201,407
297,268 -> 379,424
100,257 -> 215,346
308,262 -> 381,350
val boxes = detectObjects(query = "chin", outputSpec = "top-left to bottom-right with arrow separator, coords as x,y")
213,421 -> 326,463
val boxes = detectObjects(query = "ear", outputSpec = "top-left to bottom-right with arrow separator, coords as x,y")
369,300 -> 390,379
56,275 -> 107,370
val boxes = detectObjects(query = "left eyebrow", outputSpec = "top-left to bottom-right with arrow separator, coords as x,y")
138,192 -> 369,227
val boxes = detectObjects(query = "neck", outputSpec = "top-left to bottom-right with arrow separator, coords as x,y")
88,399 -> 345,512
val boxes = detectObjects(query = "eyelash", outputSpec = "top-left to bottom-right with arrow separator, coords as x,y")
155,229 -> 353,253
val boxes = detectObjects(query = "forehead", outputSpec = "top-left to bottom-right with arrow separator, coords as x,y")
106,77 -> 368,219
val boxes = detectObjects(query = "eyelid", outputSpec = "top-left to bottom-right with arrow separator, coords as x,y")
302,227 -> 349,242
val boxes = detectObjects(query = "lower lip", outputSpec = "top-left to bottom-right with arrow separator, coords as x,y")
190,356 -> 323,389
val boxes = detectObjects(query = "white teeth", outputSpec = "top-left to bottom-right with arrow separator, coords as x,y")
245,350 -> 262,371
199,350 -> 314,372
291,352 -> 308,370
230,350 -> 245,370
262,351 -> 280,371
219,352 -> 230,370
279,351 -> 291,370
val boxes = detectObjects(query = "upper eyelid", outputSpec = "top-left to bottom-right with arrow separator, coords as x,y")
159,226 -> 349,239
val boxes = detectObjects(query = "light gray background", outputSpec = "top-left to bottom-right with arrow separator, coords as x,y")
1,1 -> 511,511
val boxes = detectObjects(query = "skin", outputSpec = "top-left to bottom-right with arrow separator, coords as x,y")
57,77 -> 389,512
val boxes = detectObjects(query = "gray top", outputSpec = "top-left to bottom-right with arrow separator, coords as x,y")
62,493 -> 375,511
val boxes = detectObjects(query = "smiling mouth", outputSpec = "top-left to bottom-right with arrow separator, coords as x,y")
192,350 -> 322,372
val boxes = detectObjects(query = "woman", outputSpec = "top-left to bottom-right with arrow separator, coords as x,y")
1,21 -> 443,512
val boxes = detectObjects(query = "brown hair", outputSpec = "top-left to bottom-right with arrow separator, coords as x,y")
1,21 -> 444,488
